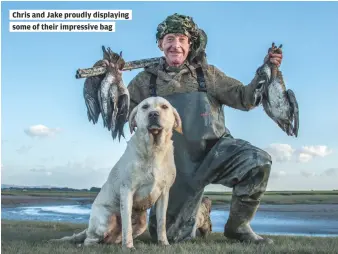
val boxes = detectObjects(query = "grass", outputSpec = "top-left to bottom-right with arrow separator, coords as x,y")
2,190 -> 338,205
206,194 -> 338,205
204,190 -> 338,205
204,191 -> 338,195
1,220 -> 338,254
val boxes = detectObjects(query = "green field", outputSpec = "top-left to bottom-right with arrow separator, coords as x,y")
204,190 -> 338,205
2,220 -> 338,254
2,189 -> 338,205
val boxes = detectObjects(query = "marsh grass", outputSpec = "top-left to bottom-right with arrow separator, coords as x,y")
2,190 -> 338,205
204,190 -> 338,205
2,220 -> 338,254
207,194 -> 338,205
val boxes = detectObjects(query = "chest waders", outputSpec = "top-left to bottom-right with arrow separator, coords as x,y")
147,67 -> 273,244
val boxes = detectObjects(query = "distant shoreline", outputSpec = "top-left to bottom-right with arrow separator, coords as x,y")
2,192 -> 338,208
2,189 -> 338,209
1,195 -> 95,208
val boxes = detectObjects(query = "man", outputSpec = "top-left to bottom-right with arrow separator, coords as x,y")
100,13 -> 282,244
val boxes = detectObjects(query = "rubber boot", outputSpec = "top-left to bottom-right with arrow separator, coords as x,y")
223,194 -> 273,244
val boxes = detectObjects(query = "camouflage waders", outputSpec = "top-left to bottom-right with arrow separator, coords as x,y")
147,67 -> 273,244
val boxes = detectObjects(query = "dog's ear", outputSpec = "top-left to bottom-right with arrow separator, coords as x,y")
172,107 -> 183,135
128,106 -> 138,134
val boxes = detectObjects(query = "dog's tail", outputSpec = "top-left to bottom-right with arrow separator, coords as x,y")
49,229 -> 87,244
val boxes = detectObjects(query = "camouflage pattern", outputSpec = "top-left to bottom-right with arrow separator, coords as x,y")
156,13 -> 200,43
76,57 -> 164,79
156,13 -> 208,64
77,65 -> 107,79
127,58 -> 261,115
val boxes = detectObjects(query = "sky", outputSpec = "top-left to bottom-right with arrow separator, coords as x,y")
1,1 -> 338,191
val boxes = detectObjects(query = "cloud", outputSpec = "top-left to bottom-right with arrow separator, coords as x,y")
300,171 -> 317,178
265,144 -> 333,163
16,145 -> 32,154
30,168 -> 47,173
300,168 -> 338,178
296,145 -> 333,163
321,168 -> 338,177
30,167 -> 53,176
300,146 -> 333,157
40,156 -> 55,163
24,124 -> 62,138
265,144 -> 294,162
266,172 -> 338,191
279,170 -> 286,176
297,153 -> 313,163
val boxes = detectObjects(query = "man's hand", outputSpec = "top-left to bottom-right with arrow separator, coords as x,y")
102,46 -> 125,80
264,43 -> 283,67
268,51 -> 283,67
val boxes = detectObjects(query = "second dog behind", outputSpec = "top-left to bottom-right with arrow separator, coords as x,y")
195,197 -> 213,237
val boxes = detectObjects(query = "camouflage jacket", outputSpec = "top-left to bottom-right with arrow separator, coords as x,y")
127,57 -> 261,114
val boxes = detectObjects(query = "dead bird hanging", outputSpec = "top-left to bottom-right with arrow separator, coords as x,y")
83,46 -> 130,141
80,40 -> 298,140
254,43 -> 300,137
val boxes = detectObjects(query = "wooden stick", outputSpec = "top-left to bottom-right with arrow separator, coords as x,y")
75,57 -> 161,79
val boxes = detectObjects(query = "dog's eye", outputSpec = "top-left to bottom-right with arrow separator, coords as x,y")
161,104 -> 168,109
142,104 -> 149,109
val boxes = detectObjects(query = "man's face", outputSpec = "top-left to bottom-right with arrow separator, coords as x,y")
158,33 -> 190,66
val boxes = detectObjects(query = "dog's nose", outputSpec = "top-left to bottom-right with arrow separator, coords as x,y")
148,111 -> 160,119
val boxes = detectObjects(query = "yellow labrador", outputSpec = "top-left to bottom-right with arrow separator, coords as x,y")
195,197 -> 213,237
52,96 -> 182,250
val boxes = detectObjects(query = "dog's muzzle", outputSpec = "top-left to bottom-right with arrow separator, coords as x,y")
147,111 -> 163,135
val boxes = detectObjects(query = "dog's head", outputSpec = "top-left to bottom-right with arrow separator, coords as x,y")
128,97 -> 182,140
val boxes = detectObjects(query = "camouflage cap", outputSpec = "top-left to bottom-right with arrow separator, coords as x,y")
156,13 -> 208,64
156,13 -> 199,43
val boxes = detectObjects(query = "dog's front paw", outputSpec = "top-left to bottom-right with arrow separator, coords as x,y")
122,245 -> 136,252
158,240 -> 170,246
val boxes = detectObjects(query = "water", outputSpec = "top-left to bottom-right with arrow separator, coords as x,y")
2,204 -> 338,237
